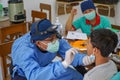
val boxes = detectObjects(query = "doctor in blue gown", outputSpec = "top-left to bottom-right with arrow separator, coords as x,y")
11,19 -> 94,80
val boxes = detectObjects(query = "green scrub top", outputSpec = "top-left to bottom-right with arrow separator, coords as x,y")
72,15 -> 111,35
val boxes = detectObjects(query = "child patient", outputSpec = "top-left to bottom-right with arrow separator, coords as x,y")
83,28 -> 118,80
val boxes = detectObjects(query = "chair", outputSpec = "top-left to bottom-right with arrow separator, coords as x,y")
0,21 -> 27,43
95,4 -> 115,17
0,41 -> 14,80
40,3 -> 51,21
110,24 -> 120,33
31,10 -> 47,23
112,24 -> 120,30
28,10 -> 47,30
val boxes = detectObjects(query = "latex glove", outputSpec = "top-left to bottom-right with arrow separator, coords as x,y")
82,55 -> 95,66
62,48 -> 78,68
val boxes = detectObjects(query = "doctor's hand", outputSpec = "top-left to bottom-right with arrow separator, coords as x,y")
62,48 -> 79,68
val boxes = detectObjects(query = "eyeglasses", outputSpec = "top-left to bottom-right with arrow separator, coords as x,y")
43,34 -> 57,42
39,36 -> 58,45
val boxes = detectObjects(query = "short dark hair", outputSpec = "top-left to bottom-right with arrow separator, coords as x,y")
90,28 -> 118,57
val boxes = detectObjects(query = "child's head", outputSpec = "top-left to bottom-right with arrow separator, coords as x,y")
87,28 -> 118,57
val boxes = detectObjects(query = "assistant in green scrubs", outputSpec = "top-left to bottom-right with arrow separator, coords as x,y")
66,0 -> 111,35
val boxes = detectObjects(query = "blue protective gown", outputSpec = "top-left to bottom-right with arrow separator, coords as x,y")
11,32 -> 86,80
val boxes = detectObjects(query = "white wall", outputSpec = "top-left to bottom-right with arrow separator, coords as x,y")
1,0 -> 120,26
23,0 -> 57,22
115,1 -> 120,25
0,0 -> 8,7
0,0 -> 57,22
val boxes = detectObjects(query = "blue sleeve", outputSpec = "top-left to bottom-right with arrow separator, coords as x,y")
57,39 -> 72,59
72,53 -> 87,66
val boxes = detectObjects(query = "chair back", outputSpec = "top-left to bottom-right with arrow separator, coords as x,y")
27,10 -> 47,30
112,24 -> 120,30
0,41 -> 13,80
40,3 -> 51,21
31,10 -> 47,23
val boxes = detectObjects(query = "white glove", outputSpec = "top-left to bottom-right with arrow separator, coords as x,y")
82,55 -> 95,66
62,48 -> 79,68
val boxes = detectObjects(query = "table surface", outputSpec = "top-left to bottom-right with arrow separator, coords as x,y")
0,20 -> 27,28
68,39 -> 87,52
0,20 -> 11,28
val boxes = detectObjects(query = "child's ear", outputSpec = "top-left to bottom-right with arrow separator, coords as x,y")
93,47 -> 99,54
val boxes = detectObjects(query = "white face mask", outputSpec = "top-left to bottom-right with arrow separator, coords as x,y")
89,54 -> 95,61
41,40 -> 60,53
47,40 -> 60,53
84,11 -> 96,20
83,53 -> 95,66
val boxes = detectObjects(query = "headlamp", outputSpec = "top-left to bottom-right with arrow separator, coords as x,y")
31,19 -> 61,40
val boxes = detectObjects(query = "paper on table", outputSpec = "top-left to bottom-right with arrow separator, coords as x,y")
66,31 -> 87,40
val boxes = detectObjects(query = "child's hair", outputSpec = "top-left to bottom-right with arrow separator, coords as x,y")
90,28 -> 118,57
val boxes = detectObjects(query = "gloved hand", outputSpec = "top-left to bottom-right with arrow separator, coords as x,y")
82,54 -> 95,66
62,48 -> 79,68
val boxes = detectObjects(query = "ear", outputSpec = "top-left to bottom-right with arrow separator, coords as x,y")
93,47 -> 100,55
35,41 -> 41,47
35,41 -> 47,50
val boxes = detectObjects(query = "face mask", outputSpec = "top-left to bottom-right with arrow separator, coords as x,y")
47,40 -> 59,53
84,11 -> 96,20
89,54 -> 95,61
83,53 -> 95,65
